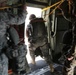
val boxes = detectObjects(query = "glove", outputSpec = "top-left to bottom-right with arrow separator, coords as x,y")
19,71 -> 27,75
14,70 -> 27,75
5,47 -> 18,59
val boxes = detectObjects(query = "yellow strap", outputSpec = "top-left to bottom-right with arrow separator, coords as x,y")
42,0 -> 64,20
0,4 -> 22,10
42,0 -> 64,17
42,0 -> 64,11
0,6 -> 11,10
49,0 -> 64,15
68,0 -> 71,14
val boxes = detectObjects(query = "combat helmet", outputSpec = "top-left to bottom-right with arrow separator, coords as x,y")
29,14 -> 36,20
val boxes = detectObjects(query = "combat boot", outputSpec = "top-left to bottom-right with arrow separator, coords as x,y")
31,59 -> 36,65
31,57 -> 36,65
49,64 -> 54,72
49,64 -> 61,75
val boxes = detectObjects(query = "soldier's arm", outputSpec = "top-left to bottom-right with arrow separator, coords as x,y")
26,28 -> 29,38
26,25 -> 31,38
7,4 -> 27,25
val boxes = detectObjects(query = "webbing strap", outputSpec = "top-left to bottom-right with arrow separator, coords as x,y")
30,19 -> 46,23
0,4 -> 22,10
42,0 -> 64,11
42,0 -> 64,17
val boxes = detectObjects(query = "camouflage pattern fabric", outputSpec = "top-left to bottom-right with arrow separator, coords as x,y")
0,9 -> 27,39
15,44 -> 27,72
0,54 -> 8,75
8,44 -> 30,74
27,18 -> 53,66
0,5 -> 27,75
29,37 -> 53,65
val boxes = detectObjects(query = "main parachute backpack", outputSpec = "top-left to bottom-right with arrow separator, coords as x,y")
28,18 -> 47,42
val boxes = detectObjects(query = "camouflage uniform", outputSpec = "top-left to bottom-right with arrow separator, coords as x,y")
0,1 -> 27,75
26,17 -> 54,72
7,27 -> 30,74
7,43 -> 28,74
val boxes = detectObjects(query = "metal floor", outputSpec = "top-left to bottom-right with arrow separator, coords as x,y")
27,56 -> 63,75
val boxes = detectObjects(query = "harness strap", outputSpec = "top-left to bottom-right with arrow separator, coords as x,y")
30,19 -> 46,24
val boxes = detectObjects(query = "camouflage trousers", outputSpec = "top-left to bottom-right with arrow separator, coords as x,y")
0,54 -> 8,75
28,37 -> 53,65
62,57 -> 76,75
8,44 -> 30,74
0,36 -> 8,75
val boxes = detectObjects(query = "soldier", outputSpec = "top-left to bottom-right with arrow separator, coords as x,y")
29,14 -> 36,20
0,0 -> 28,75
25,14 -> 36,65
58,0 -> 76,75
26,14 -> 55,73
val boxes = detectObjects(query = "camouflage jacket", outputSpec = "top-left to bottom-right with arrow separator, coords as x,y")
0,9 -> 27,39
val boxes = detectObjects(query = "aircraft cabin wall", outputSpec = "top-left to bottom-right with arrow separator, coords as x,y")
41,0 -> 71,61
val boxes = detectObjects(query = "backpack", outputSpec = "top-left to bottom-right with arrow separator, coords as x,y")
29,18 -> 47,39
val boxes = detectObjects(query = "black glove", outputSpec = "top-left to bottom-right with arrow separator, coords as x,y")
5,47 -> 18,59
